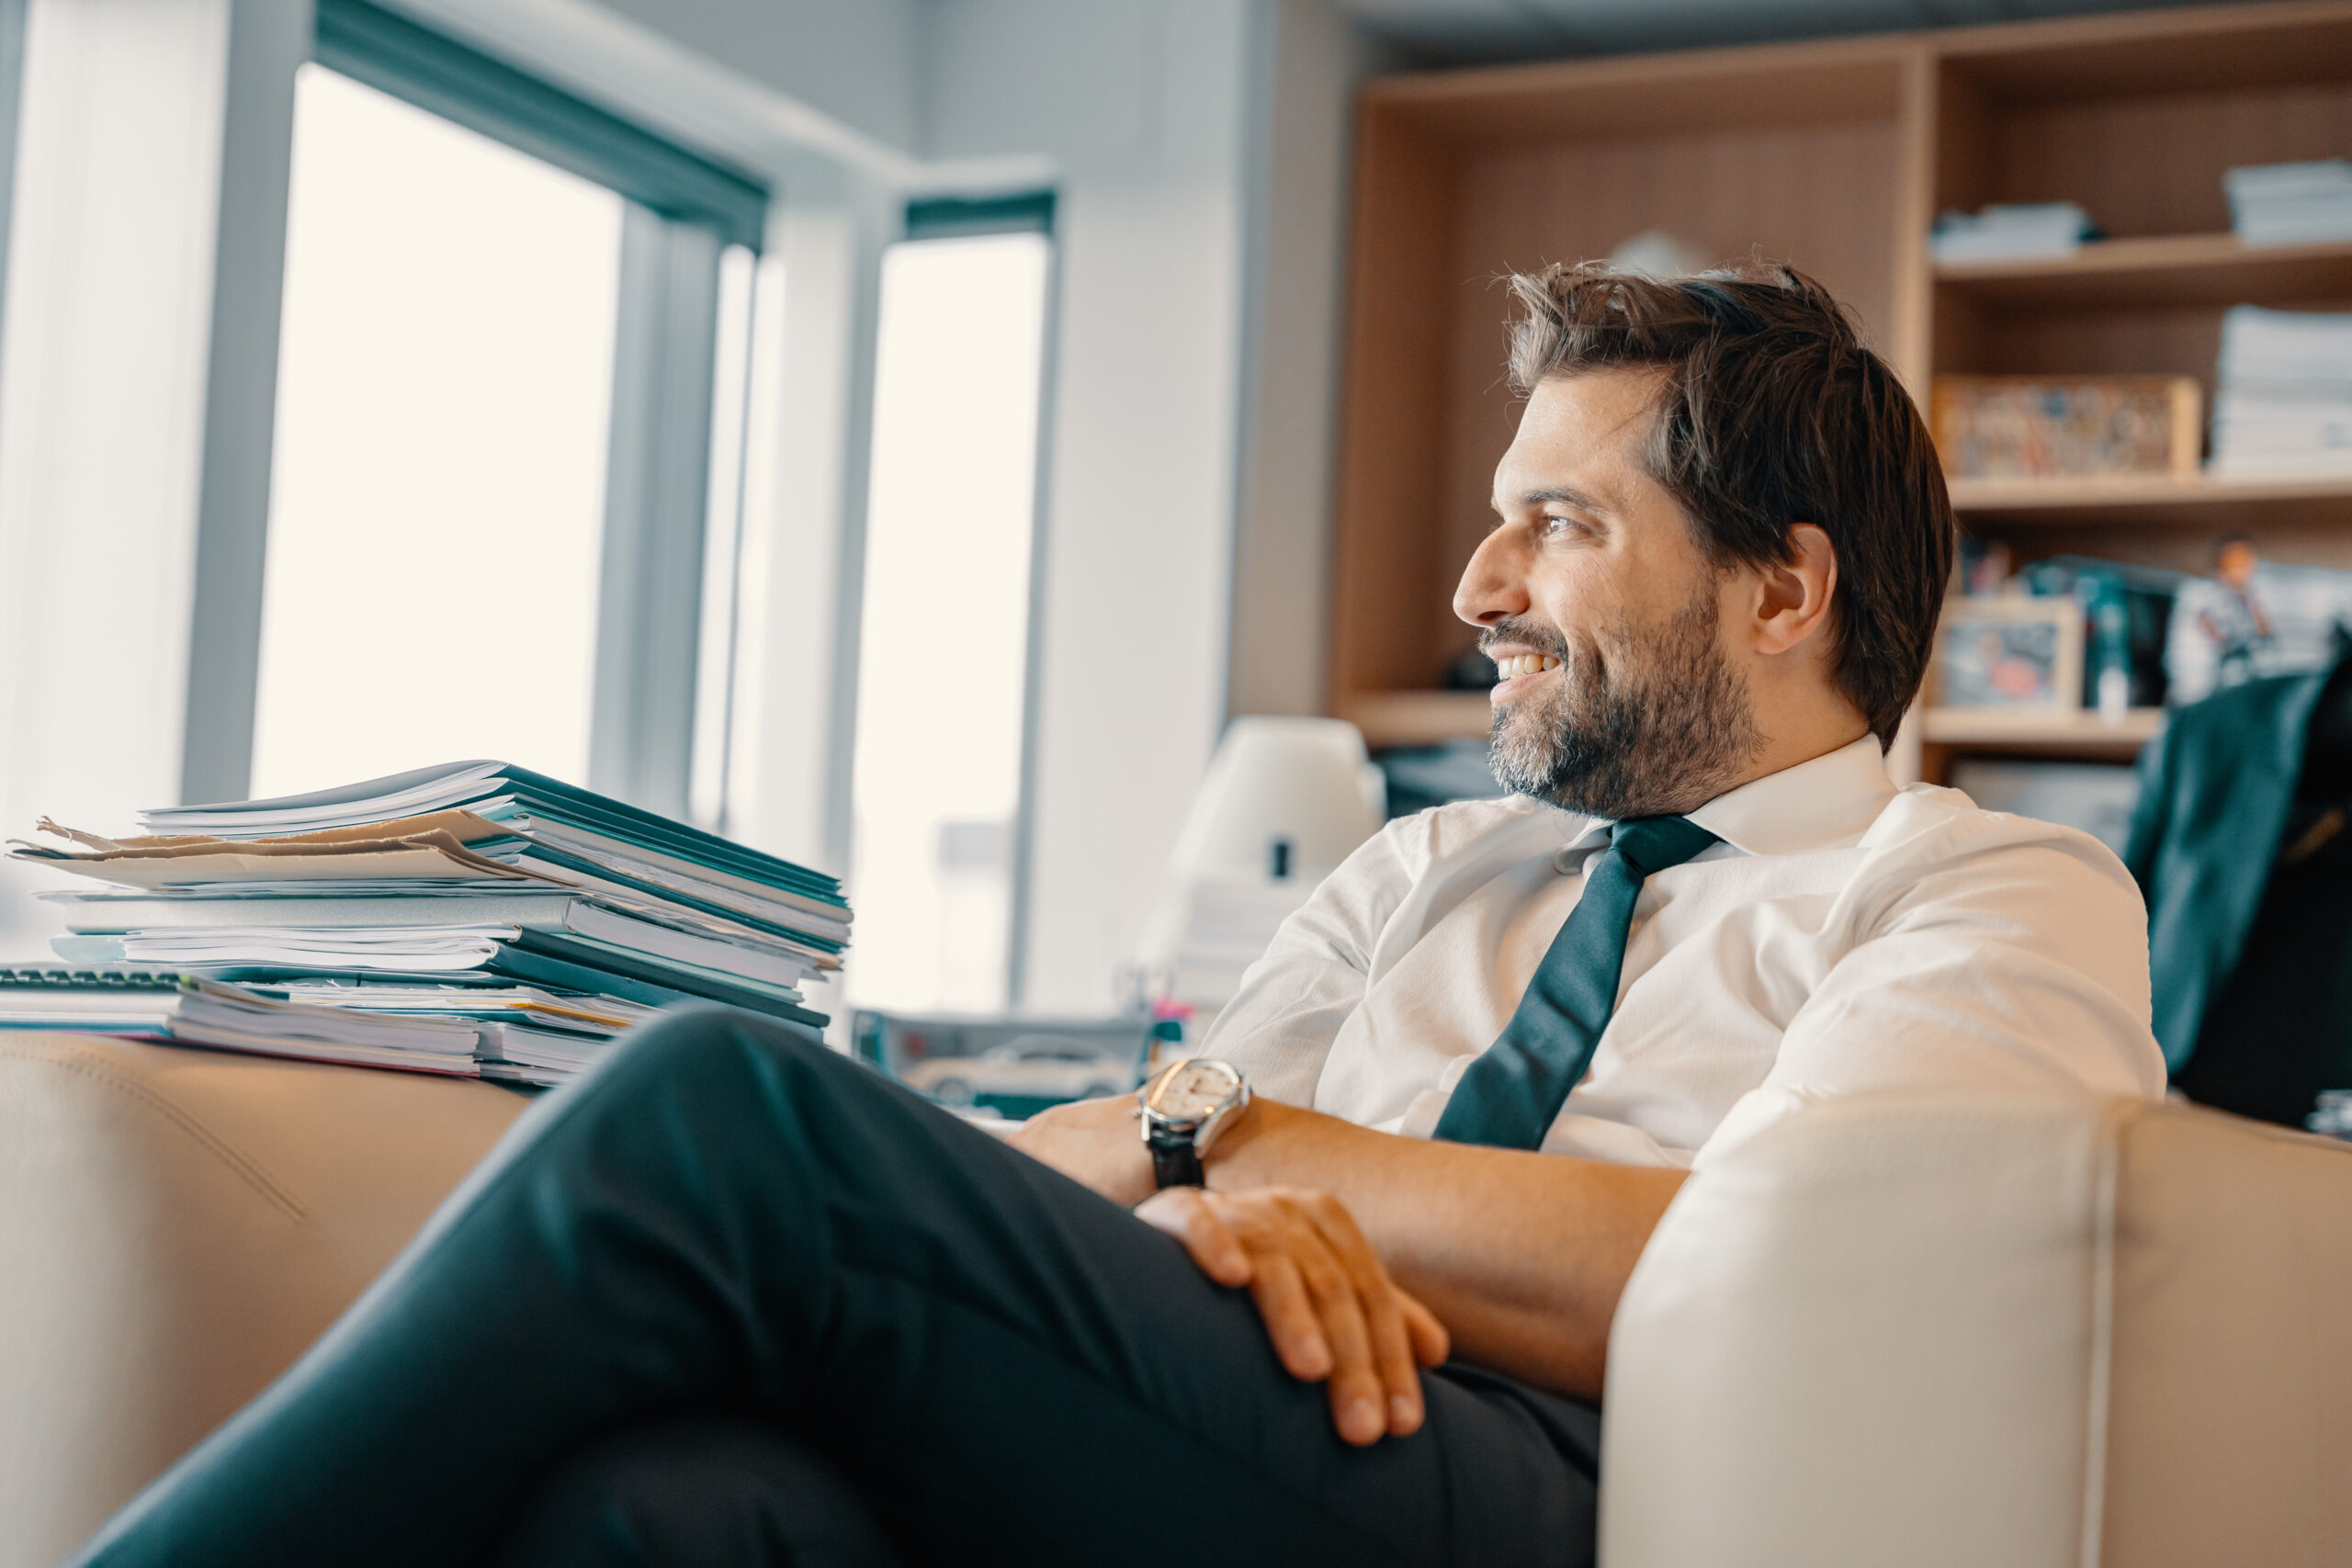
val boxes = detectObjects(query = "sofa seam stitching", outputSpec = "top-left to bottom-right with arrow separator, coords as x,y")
18,1046 -> 308,1222
2077,1100 -> 2121,1568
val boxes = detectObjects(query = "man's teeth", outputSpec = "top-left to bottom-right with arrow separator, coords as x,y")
1494,654 -> 1562,679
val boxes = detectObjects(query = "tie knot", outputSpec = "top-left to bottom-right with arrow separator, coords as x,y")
1608,815 -> 1719,876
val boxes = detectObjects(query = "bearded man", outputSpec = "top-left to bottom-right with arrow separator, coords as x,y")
72,264 -> 2165,1568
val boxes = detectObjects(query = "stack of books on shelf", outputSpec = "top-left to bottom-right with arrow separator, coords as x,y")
1929,201 -> 2097,263
2209,305 -> 2352,479
2225,159 -> 2352,245
2,761 -> 849,1086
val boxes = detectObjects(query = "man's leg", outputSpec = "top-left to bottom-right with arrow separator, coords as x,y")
484,1413 -> 906,1568
70,1007 -> 1598,1568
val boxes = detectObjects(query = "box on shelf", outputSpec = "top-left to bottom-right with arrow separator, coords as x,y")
1930,375 -> 2201,483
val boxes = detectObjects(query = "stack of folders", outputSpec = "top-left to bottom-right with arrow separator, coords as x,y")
2226,160 -> 2352,245
2210,305 -> 2352,479
4,761 -> 851,1086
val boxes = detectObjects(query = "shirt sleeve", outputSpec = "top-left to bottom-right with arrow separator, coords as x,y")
1697,814 -> 2169,1168
1193,816 -> 1424,1108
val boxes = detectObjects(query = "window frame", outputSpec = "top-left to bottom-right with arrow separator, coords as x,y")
231,1 -> 774,819
859,193 -> 1061,1008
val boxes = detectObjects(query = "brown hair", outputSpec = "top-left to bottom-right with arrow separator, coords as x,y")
1504,260 -> 1954,748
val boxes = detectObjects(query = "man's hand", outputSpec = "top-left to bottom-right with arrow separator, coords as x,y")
1006,1092 -> 1156,1206
1135,1185 -> 1450,1447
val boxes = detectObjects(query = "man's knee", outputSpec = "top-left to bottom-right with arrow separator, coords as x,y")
585,1005 -> 844,1111
484,1413 -> 904,1568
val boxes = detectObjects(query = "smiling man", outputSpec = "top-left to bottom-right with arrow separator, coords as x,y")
74,265 -> 2165,1568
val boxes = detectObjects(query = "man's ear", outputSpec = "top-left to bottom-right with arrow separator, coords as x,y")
1751,524 -> 1838,658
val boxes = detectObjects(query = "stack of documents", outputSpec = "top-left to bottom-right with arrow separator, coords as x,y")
2226,160 -> 2352,245
1930,202 -> 2097,263
6,761 -> 851,1084
2209,306 -> 2352,479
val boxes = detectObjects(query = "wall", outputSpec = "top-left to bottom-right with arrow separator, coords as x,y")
1227,0 -> 1394,721
924,0 -> 1262,1010
582,0 -> 922,154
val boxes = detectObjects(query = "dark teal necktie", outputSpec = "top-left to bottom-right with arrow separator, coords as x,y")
1432,815 -> 1719,1151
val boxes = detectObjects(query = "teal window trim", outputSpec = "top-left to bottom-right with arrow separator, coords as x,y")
313,0 -> 769,251
904,190 -> 1056,243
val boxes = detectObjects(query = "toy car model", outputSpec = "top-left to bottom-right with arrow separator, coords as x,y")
899,1035 -> 1140,1106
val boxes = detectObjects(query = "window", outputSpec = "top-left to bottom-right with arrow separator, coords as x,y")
847,212 -> 1054,1013
251,65 -> 620,795
247,0 -> 768,810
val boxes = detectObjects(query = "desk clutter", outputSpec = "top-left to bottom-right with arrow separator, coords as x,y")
3,761 -> 850,1085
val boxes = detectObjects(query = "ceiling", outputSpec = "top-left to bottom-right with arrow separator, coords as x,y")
1331,0 -> 2257,65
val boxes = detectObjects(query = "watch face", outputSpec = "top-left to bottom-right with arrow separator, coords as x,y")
1145,1059 -> 1241,1122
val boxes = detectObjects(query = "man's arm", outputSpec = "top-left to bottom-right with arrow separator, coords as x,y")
1012,1095 -> 1685,1403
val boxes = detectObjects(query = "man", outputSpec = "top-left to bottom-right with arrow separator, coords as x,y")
72,264 -> 2164,1568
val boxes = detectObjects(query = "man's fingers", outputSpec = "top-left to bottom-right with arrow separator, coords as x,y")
1300,1194 -> 1426,1437
1247,1252 -> 1333,1382
1397,1287 -> 1452,1370
1135,1188 -> 1251,1288
1284,1222 -> 1387,1447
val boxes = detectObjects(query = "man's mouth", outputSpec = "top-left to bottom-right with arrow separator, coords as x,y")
1487,650 -> 1563,704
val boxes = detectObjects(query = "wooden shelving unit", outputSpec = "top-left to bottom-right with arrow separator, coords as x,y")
1343,691 -> 1493,749
1934,232 -> 2352,309
1920,705 -> 2165,750
1329,1 -> 2352,785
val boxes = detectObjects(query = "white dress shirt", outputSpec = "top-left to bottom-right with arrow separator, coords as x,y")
1200,736 -> 2167,1169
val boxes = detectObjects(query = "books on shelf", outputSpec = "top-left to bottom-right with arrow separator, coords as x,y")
1930,201 -> 2096,263
2226,159 -> 2352,245
2210,305 -> 2352,479
4,761 -> 852,1085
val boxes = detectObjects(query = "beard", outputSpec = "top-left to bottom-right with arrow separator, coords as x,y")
1485,586 -> 1761,820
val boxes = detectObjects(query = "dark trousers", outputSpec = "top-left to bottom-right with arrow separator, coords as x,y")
70,1007 -> 1600,1568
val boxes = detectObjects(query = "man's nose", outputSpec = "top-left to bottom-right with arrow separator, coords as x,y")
1454,529 -> 1530,628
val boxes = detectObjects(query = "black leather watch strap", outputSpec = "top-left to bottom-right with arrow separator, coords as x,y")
1148,1127 -> 1204,1189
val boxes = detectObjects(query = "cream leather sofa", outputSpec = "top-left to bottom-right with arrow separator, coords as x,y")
5,1032 -> 2349,1568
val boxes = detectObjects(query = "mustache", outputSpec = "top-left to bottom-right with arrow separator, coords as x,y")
1476,617 -> 1570,662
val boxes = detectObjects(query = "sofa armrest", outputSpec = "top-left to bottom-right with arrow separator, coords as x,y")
1600,1092 -> 2352,1568
0,1033 -> 528,1568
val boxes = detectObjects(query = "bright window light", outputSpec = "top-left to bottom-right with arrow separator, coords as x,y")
848,231 -> 1052,1013
249,63 -> 621,799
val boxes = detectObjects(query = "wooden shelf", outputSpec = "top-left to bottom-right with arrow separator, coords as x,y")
1921,705 -> 2164,759
1328,3 -> 2352,790
1343,691 -> 1492,749
1935,232 -> 2352,309
1946,472 -> 2352,529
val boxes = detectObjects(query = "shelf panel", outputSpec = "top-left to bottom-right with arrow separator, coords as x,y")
1946,473 -> 2352,530
1921,705 -> 2163,760
1343,691 -> 1493,749
1934,233 -> 2352,310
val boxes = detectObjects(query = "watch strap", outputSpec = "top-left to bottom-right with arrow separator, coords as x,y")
1148,1126 -> 1205,1189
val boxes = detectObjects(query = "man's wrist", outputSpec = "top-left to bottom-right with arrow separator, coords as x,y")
1199,1095 -> 1284,1187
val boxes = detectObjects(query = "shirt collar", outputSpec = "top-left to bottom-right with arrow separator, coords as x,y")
1683,735 -> 1896,856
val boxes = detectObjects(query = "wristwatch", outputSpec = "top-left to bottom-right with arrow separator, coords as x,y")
1137,1057 -> 1251,1190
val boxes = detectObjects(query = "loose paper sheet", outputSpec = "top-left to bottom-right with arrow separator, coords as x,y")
7,818 -> 566,891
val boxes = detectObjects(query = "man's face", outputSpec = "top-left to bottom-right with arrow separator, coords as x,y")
1454,369 -> 1760,820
